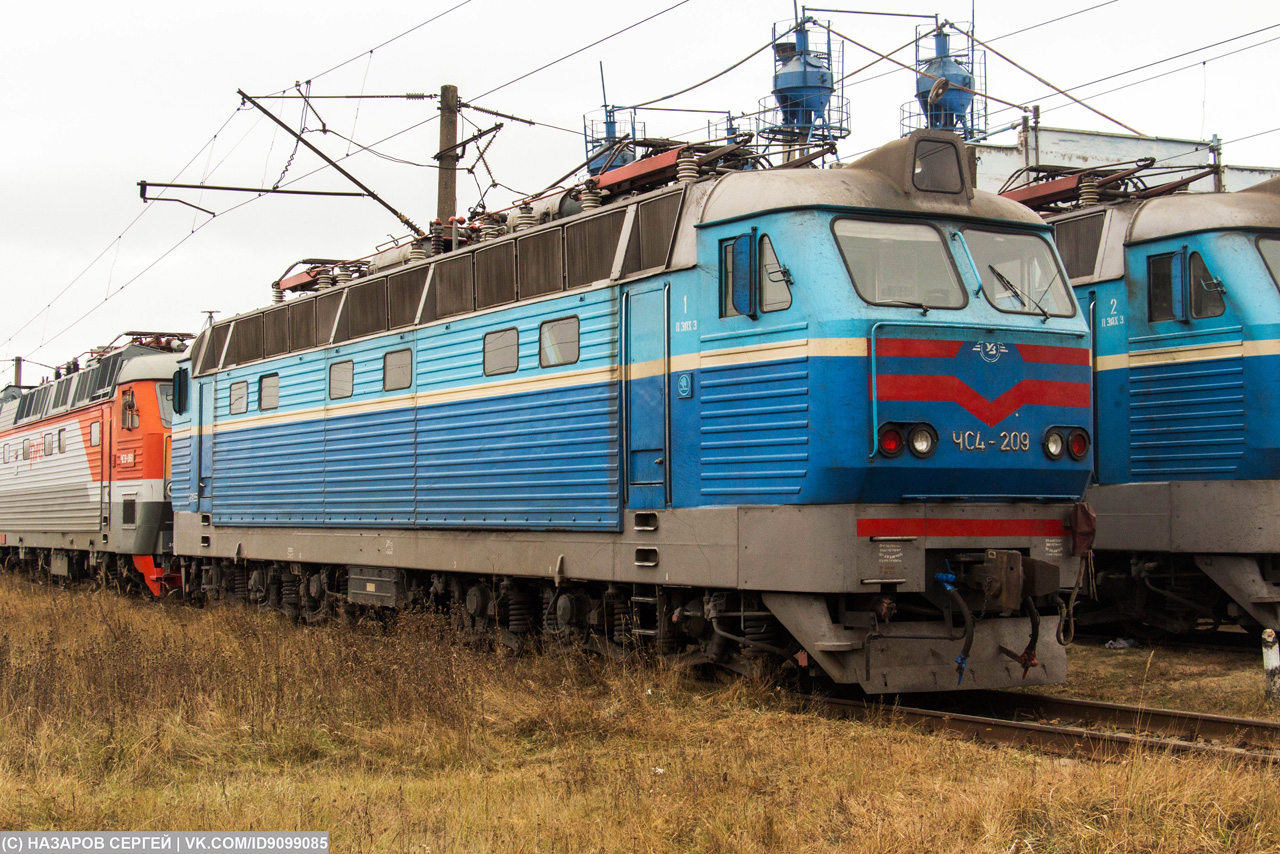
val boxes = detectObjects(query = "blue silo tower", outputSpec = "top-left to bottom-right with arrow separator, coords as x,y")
901,22 -> 988,140
758,12 -> 850,148
583,105 -> 640,177
916,30 -> 975,133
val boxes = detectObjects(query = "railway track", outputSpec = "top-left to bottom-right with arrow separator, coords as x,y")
1074,630 -> 1261,654
819,689 -> 1280,764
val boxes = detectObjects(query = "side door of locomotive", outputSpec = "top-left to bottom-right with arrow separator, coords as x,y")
193,378 -> 215,515
624,282 -> 669,509
96,406 -> 111,533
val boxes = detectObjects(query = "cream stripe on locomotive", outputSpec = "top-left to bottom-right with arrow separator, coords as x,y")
1094,338 -> 1280,372
187,336 -> 871,437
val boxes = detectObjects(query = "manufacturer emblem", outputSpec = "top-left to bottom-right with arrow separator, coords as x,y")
973,342 -> 1008,363
677,373 -> 693,399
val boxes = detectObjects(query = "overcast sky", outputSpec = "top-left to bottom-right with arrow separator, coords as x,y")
2,0 -> 1276,378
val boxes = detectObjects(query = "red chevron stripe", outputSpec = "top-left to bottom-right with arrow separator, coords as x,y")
875,375 -> 1090,427
1016,343 -> 1091,365
878,338 -> 964,358
857,517 -> 1067,538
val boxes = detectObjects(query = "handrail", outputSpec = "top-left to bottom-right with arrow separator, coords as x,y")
619,291 -> 629,509
663,280 -> 673,507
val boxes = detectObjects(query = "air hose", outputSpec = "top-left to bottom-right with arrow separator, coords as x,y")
935,571 -> 974,684
1056,551 -> 1093,646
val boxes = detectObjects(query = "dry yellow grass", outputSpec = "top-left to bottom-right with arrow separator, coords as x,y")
1,573 -> 1279,852
1033,638 -> 1280,721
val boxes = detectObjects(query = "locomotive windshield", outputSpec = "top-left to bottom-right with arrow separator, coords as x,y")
965,229 -> 1075,317
1259,236 -> 1280,290
833,219 -> 965,309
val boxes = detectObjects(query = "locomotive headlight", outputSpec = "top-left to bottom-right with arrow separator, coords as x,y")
878,424 -> 906,458
1067,429 -> 1090,460
908,424 -> 937,458
1043,429 -> 1065,460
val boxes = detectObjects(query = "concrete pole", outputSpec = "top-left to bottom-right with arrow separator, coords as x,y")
436,84 -> 459,225
1263,628 -> 1279,704
1211,134 -> 1224,193
12,357 -> 21,388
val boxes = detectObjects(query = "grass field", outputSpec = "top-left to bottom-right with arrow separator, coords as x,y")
1,574 -> 1278,852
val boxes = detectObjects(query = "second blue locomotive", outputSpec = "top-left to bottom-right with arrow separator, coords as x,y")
1055,177 -> 1280,636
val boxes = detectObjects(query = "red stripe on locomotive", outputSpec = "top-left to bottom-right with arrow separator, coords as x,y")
856,517 -> 1067,538
876,375 -> 1090,427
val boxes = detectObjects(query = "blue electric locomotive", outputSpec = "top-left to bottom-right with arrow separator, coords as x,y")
1055,178 -> 1280,635
170,129 -> 1093,691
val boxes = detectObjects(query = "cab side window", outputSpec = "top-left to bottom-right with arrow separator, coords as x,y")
759,235 -> 792,312
1190,252 -> 1225,319
721,232 -> 791,318
1149,250 -> 1225,322
720,237 -> 745,318
1148,254 -> 1179,322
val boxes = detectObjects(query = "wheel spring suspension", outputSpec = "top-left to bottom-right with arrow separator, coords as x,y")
608,589 -> 630,645
280,574 -> 300,607
232,568 -> 248,600
742,614 -> 782,649
506,583 -> 537,635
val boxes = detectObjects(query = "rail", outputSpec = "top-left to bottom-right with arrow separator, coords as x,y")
818,689 -> 1280,764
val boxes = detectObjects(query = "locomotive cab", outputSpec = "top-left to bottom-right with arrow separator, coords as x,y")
0,337 -> 188,595
682,130 -> 1092,689
1056,177 -> 1280,634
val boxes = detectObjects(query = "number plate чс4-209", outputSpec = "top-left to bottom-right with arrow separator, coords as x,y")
952,430 -> 1031,452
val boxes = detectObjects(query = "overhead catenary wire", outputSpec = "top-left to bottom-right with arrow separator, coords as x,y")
990,0 -> 1120,42
985,27 -> 1280,124
1138,125 -> 1280,169
9,2 -> 484,361
348,51 -> 375,156
11,107 -> 444,361
265,0 -> 477,96
954,23 -> 1141,135
18,102 -> 467,362
0,105 -> 245,355
472,0 -> 695,101
622,29 -> 792,110
821,1 -> 1125,93
28,231 -> 206,356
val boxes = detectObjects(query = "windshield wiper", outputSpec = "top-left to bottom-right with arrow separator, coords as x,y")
1026,269 -> 1061,322
987,264 -> 1026,307
1026,288 -> 1051,322
881,299 -> 930,316
988,264 -> 1051,321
